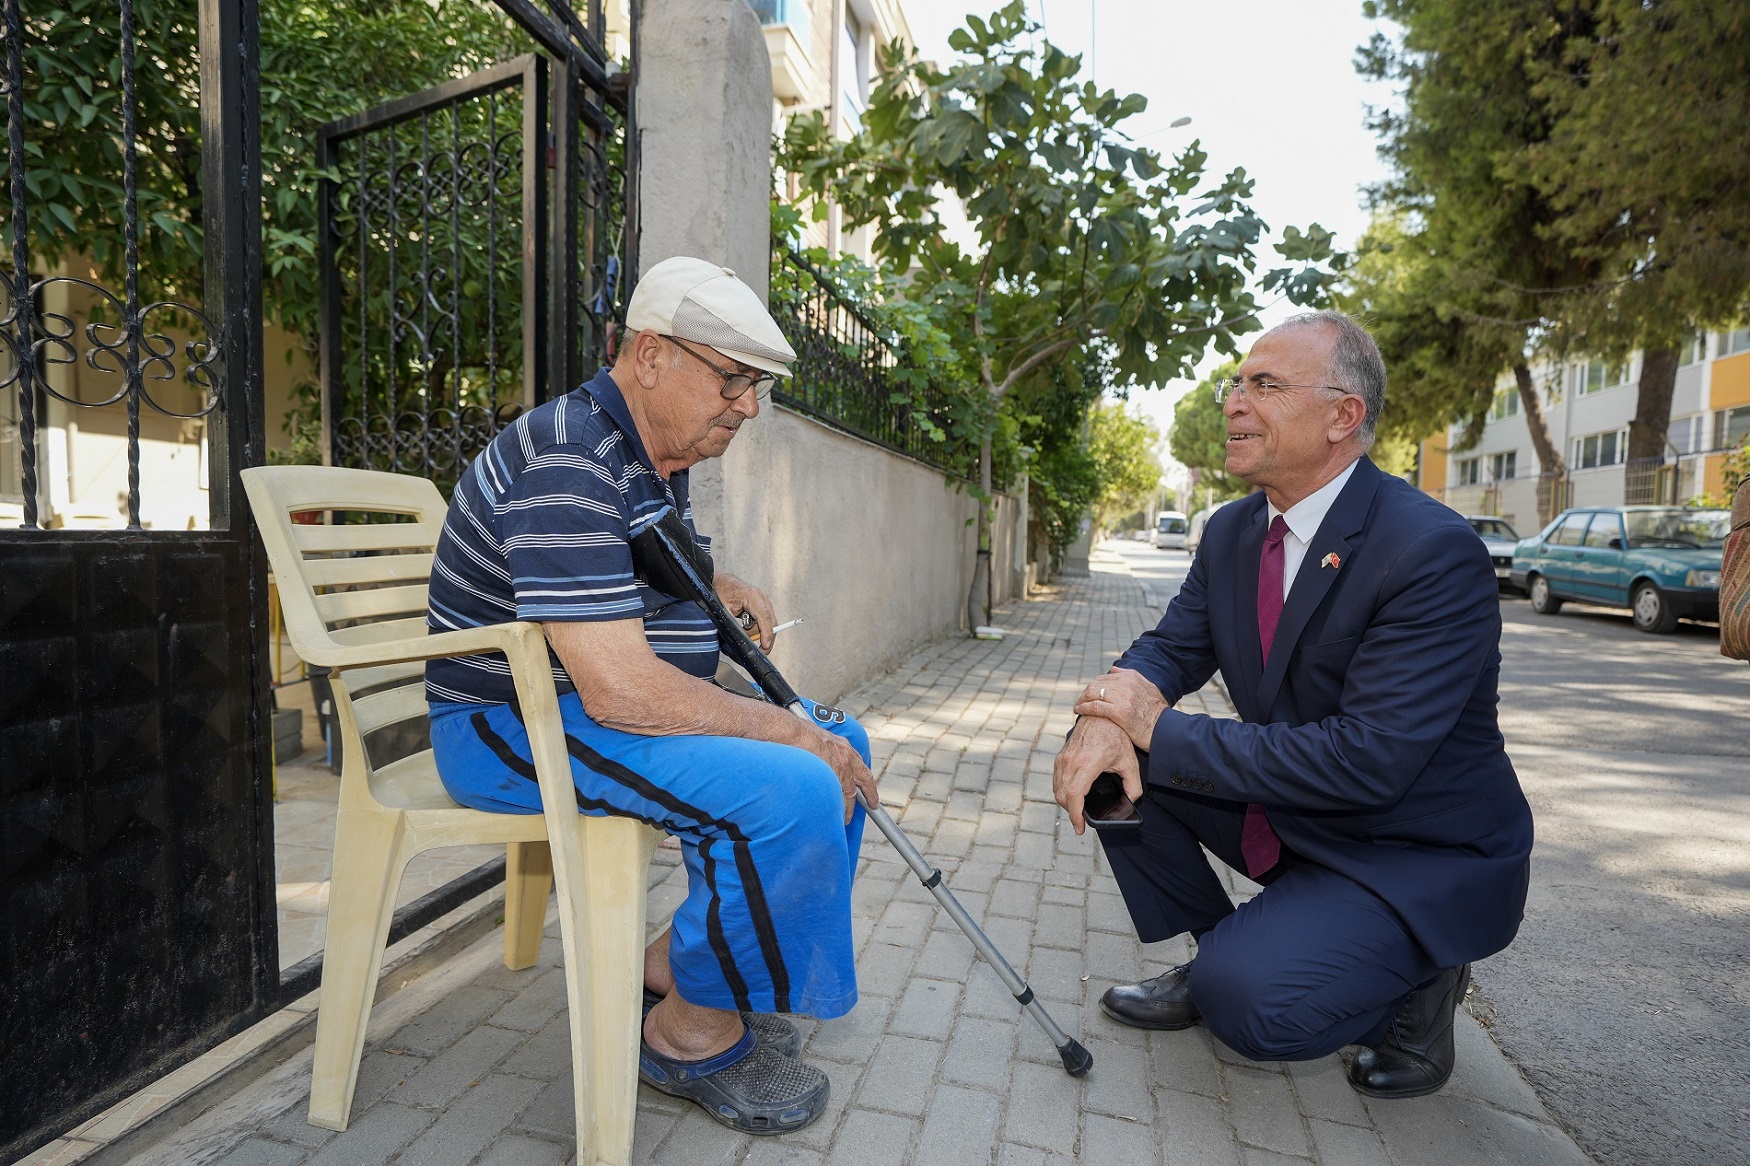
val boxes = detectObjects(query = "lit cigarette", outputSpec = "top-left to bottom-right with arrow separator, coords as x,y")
772,618 -> 804,635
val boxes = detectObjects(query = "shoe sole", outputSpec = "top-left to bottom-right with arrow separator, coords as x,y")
1098,997 -> 1203,1031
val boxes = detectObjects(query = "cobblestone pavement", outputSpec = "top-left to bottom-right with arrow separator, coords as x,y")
112,552 -> 1593,1166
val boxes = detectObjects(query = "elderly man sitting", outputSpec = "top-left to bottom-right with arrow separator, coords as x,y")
424,256 -> 876,1135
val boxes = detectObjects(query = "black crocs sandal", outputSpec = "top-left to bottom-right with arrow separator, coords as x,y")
638,1026 -> 830,1135
643,988 -> 801,1057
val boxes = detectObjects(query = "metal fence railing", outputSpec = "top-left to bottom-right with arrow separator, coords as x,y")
768,244 -> 965,474
1429,471 -> 1571,532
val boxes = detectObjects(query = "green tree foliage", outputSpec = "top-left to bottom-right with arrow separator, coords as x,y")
3,0 -> 520,337
1517,0 -> 1750,464
1350,1 -> 1603,506
1355,0 -> 1750,486
777,2 -> 1340,610
1088,401 -> 1161,533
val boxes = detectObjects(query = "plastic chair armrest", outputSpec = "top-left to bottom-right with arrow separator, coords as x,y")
318,621 -> 547,672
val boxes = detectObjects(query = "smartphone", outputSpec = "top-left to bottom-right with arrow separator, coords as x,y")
1084,772 -> 1142,829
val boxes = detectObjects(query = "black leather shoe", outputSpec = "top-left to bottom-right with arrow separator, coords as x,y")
1099,963 -> 1202,1031
1348,964 -> 1471,1099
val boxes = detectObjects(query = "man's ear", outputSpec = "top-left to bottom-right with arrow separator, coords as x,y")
627,329 -> 664,389
1328,394 -> 1368,445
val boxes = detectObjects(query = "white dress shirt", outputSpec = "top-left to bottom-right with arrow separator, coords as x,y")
1266,459 -> 1359,601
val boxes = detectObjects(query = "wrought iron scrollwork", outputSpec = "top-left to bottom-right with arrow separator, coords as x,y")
1,0 -> 226,529
6,276 -> 223,417
321,43 -> 629,492
769,244 -> 964,475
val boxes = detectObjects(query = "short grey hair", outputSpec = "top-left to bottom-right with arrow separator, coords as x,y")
1274,311 -> 1386,449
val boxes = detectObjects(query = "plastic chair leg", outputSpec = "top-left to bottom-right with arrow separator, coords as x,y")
560,819 -> 661,1166
308,808 -> 411,1131
504,840 -> 554,970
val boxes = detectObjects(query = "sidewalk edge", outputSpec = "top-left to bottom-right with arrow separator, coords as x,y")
17,885 -> 510,1166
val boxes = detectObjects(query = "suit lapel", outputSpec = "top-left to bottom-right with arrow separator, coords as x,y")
1255,459 -> 1381,711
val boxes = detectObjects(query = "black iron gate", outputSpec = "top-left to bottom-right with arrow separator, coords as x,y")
319,1 -> 632,485
0,0 -> 275,1158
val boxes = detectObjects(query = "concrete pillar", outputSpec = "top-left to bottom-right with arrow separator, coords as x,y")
635,0 -> 775,545
635,0 -> 774,298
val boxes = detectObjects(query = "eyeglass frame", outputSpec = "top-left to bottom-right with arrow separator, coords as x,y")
1214,375 -> 1349,404
663,335 -> 777,401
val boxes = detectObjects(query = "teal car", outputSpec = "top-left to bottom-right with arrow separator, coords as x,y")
1510,506 -> 1728,633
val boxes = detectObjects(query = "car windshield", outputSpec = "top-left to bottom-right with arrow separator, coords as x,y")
1470,519 -> 1518,540
1158,518 -> 1186,534
1622,509 -> 1730,549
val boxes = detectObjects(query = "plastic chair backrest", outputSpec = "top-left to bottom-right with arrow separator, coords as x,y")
242,465 -> 450,774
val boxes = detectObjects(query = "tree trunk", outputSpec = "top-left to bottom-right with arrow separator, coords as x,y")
1513,362 -> 1567,526
969,432 -> 994,631
1626,346 -> 1679,504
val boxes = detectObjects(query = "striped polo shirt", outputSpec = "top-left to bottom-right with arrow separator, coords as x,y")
425,368 -> 718,706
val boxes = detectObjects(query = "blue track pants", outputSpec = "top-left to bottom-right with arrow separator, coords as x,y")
429,694 -> 868,1020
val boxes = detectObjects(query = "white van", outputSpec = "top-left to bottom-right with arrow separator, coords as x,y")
1154,510 -> 1190,550
1185,501 -> 1235,554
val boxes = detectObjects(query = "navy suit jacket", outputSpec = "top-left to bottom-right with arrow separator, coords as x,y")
1119,457 -> 1533,967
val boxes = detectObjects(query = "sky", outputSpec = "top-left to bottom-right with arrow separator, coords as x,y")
899,0 -> 1402,495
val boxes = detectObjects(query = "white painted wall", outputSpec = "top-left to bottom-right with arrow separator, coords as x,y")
695,405 -> 1001,702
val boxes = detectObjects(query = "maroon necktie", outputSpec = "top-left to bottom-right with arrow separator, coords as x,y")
1242,515 -> 1289,877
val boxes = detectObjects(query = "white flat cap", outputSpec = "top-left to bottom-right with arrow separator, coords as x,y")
626,256 -> 798,378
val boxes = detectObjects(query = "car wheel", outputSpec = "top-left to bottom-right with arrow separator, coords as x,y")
1631,581 -> 1679,634
1528,574 -> 1562,615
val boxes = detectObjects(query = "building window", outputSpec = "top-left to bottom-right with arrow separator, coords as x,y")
751,0 -> 811,39
1488,451 -> 1518,480
1488,386 -> 1519,421
1679,331 -> 1707,366
1717,405 -> 1750,450
1574,429 -> 1625,470
1668,415 -> 1702,455
839,9 -> 867,133
1722,327 -> 1750,356
1455,457 -> 1481,486
1574,360 -> 1629,395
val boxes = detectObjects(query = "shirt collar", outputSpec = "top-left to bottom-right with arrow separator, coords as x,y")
1268,457 -> 1360,544
578,366 -> 691,510
579,366 -> 656,471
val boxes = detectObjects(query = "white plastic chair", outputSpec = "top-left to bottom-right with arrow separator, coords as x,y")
243,465 -> 661,1166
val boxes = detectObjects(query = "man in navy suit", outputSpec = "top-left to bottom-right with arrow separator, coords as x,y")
1055,311 -> 1533,1098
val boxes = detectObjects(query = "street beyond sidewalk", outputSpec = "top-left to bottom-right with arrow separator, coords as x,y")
95,548 -> 1591,1166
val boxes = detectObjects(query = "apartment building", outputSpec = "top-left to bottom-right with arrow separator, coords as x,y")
1420,327 -> 1750,532
754,0 -> 920,259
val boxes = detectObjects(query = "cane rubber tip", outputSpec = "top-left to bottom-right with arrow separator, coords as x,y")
1060,1039 -> 1093,1077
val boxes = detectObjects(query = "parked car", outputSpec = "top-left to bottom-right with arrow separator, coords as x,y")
1509,506 -> 1729,633
1464,515 -> 1522,593
1154,510 -> 1189,550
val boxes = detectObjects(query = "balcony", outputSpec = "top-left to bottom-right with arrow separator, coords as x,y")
752,0 -> 815,102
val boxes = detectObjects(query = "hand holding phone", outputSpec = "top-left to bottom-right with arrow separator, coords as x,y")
1083,771 -> 1142,829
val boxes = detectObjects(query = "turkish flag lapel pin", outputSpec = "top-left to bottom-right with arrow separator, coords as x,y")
1321,552 -> 1341,570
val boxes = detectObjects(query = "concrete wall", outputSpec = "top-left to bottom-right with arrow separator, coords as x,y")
699,408 -> 1000,702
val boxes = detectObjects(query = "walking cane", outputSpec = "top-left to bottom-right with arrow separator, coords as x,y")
630,507 -> 1093,1078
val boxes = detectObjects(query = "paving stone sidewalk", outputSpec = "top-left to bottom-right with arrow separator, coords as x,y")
110,550 -> 1592,1166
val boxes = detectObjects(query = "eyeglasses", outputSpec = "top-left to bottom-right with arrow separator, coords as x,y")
1214,376 -> 1346,403
664,336 -> 776,401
